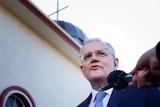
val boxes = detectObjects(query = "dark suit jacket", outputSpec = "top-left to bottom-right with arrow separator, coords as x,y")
77,86 -> 160,107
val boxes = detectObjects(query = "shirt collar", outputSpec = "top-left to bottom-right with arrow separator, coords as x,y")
91,88 -> 113,103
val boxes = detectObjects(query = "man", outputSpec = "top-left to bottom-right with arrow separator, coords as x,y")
129,41 -> 160,88
77,38 -> 160,107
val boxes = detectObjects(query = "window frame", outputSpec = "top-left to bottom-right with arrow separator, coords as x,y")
0,86 -> 36,107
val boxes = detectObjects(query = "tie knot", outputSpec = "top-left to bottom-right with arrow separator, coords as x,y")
96,91 -> 106,102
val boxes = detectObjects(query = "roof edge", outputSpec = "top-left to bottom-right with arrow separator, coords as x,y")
20,0 -> 81,52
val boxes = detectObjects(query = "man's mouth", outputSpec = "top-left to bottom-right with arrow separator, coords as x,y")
90,65 -> 101,70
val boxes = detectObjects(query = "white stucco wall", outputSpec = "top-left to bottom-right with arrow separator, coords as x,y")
0,5 -> 90,107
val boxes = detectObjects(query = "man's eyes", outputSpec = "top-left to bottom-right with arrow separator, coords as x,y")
84,54 -> 92,60
98,51 -> 106,55
97,50 -> 107,56
84,51 -> 107,60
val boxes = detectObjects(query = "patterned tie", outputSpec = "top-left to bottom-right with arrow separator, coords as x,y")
94,91 -> 106,107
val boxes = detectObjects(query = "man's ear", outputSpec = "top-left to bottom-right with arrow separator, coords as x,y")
80,65 -> 86,77
80,65 -> 83,69
114,58 -> 119,69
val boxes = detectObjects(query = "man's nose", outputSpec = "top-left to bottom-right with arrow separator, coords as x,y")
91,53 -> 98,60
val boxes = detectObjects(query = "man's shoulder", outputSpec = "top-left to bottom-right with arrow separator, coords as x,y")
123,86 -> 160,95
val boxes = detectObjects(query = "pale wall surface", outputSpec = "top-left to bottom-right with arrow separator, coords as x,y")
0,5 -> 90,107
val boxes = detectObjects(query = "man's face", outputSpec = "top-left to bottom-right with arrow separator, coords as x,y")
80,41 -> 118,82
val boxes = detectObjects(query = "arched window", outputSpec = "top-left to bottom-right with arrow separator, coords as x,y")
5,93 -> 30,107
0,86 -> 36,107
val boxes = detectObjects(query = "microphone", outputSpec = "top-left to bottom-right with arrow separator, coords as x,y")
100,70 -> 160,91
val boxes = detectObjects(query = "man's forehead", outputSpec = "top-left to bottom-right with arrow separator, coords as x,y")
82,42 -> 108,53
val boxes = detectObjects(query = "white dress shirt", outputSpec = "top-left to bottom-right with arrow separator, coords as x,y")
89,88 -> 113,107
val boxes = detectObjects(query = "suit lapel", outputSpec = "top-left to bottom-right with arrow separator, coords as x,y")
77,93 -> 92,107
107,88 -> 128,107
